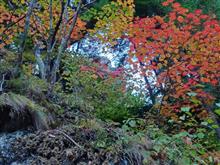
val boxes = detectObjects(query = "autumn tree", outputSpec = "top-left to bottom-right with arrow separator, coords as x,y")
0,0 -> 136,94
127,0 -> 220,136
0,0 -> 90,91
89,0 -> 134,44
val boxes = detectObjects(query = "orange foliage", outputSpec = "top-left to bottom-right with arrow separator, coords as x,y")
69,18 -> 86,42
0,1 -> 86,49
127,0 -> 220,121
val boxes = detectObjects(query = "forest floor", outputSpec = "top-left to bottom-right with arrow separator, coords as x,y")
0,109 -> 150,165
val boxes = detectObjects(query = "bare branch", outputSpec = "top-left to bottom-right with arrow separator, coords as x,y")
55,130 -> 86,151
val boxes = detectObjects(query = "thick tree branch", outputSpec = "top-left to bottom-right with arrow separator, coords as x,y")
50,0 -> 83,85
45,0 -> 54,79
17,0 -> 36,67
51,0 -> 65,47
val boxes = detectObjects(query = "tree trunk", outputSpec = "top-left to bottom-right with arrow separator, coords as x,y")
17,0 -> 36,68
49,0 -> 82,86
34,44 -> 46,79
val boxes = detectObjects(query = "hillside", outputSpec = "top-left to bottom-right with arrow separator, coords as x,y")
0,0 -> 220,164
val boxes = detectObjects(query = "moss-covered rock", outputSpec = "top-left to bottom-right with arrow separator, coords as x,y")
0,92 -> 56,132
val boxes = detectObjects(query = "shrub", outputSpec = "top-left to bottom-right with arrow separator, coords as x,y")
118,118 -> 220,164
60,54 -> 144,122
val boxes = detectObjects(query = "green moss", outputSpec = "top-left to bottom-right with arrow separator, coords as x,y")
0,92 -> 45,113
0,92 -> 56,130
6,75 -> 48,98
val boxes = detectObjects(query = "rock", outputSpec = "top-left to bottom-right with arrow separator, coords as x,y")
0,92 -> 57,132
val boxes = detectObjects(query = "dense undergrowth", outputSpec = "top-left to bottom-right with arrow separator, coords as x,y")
0,50 -> 219,164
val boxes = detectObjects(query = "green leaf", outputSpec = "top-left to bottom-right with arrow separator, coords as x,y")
190,150 -> 197,157
195,84 -> 205,88
214,109 -> 220,116
201,122 -> 208,126
181,107 -> 190,112
186,112 -> 192,116
187,92 -> 197,96
212,125 -> 219,129
207,118 -> 214,124
190,98 -> 201,105
179,157 -> 191,165
153,145 -> 162,152
196,133 -> 205,139
174,131 -> 188,138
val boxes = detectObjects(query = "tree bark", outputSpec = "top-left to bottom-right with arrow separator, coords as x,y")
45,0 -> 54,80
34,44 -> 46,79
17,0 -> 36,68
50,0 -> 83,86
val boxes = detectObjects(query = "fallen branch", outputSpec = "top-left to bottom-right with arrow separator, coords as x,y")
55,130 -> 86,151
